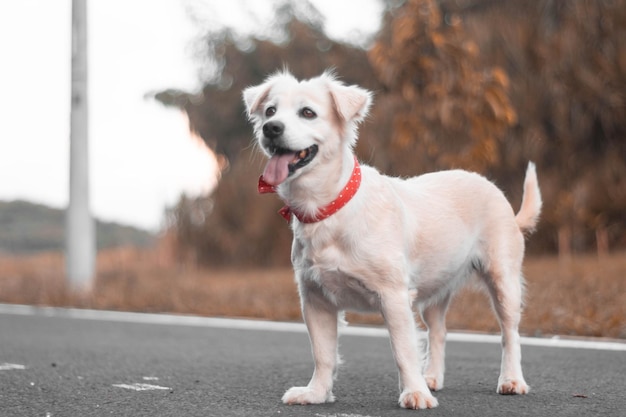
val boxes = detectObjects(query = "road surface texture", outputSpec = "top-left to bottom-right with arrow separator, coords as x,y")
1,304 -> 624,417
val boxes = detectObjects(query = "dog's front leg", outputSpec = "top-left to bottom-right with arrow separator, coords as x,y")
421,293 -> 451,391
381,290 -> 438,409
282,289 -> 339,405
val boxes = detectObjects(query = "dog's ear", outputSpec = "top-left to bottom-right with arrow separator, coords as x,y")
242,82 -> 272,119
243,70 -> 297,119
328,82 -> 372,124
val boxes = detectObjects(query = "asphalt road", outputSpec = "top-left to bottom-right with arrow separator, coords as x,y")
1,305 -> 624,417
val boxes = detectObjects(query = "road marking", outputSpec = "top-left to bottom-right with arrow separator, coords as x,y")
142,376 -> 159,381
113,383 -> 171,391
1,303 -> 624,351
0,363 -> 26,370
316,414 -> 380,417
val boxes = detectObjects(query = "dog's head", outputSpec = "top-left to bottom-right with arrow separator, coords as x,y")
243,70 -> 372,187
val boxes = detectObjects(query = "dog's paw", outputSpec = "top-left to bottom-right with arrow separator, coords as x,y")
282,386 -> 334,405
398,389 -> 438,409
497,379 -> 530,395
425,374 -> 444,391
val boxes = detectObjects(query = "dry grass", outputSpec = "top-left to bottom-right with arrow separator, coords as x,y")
0,247 -> 624,339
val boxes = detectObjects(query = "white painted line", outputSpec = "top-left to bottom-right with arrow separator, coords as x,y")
1,303 -> 624,351
0,303 -> 308,333
113,383 -> 171,391
0,363 -> 26,370
142,376 -> 159,381
445,332 -> 626,352
316,413 -> 380,417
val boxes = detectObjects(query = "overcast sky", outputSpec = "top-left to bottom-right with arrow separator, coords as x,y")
0,0 -> 383,231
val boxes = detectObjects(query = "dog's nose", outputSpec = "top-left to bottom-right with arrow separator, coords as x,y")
263,121 -> 284,140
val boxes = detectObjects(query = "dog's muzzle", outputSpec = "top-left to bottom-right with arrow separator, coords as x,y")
260,120 -> 319,186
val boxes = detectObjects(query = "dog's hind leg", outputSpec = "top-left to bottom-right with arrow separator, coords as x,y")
282,287 -> 339,405
420,293 -> 451,391
482,259 -> 530,395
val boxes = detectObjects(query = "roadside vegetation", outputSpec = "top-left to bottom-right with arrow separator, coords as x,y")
1,245 -> 623,339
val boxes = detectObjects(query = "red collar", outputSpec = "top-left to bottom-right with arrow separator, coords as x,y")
258,156 -> 361,223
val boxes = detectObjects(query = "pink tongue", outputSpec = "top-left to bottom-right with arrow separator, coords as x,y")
263,153 -> 295,186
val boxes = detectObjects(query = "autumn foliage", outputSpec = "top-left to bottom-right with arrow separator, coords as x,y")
158,0 -> 626,266
1,249 -> 625,338
369,0 -> 516,174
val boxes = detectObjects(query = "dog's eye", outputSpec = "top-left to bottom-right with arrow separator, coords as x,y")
265,106 -> 276,117
300,107 -> 317,119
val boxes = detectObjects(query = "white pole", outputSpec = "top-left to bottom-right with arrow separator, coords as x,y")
67,0 -> 95,291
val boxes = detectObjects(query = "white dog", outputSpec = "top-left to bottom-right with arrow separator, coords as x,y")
243,71 -> 541,410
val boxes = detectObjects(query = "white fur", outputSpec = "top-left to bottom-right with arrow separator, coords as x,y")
243,71 -> 542,410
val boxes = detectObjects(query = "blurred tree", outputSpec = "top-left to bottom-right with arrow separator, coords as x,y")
443,0 -> 626,253
367,0 -> 517,176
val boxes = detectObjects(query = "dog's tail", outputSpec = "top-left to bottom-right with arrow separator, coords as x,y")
515,162 -> 542,234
